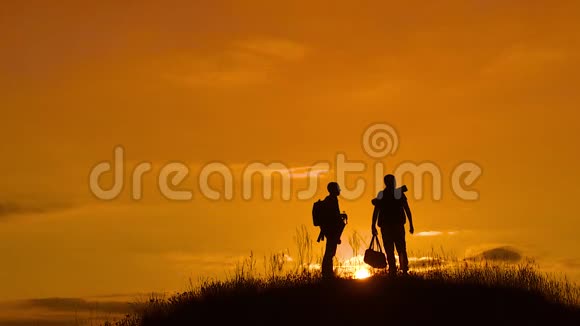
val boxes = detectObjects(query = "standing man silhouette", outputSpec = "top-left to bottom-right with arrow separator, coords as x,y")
321,182 -> 347,278
371,174 -> 414,275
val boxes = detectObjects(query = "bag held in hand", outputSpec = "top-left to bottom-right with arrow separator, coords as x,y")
364,235 -> 387,268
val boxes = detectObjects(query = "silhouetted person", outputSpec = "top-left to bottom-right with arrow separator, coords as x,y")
371,174 -> 414,274
320,182 -> 347,278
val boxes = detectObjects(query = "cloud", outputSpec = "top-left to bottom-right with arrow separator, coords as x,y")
0,297 -> 133,326
162,252 -> 241,266
408,256 -> 446,268
481,45 -> 568,79
164,38 -> 307,88
414,231 -> 443,237
233,39 -> 307,62
0,200 -> 70,219
466,246 -> 522,263
414,231 -> 458,237
0,320 -> 70,326
557,258 -> 580,269
207,163 -> 330,179
20,298 -> 132,314
0,201 -> 42,218
265,166 -> 330,179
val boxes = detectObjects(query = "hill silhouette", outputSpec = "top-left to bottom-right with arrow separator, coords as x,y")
108,262 -> 579,326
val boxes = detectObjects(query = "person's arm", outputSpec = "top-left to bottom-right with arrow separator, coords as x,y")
403,200 -> 414,234
371,191 -> 382,236
333,198 -> 341,219
371,206 -> 379,235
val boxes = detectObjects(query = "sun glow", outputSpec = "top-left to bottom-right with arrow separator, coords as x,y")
354,267 -> 371,279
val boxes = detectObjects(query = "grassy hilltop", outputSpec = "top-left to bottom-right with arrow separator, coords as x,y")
104,228 -> 579,326
106,260 -> 579,326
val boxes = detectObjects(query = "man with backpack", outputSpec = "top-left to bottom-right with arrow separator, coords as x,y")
371,174 -> 414,275
313,182 -> 347,278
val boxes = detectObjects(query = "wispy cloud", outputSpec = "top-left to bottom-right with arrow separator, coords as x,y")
203,163 -> 330,179
0,200 -> 70,219
21,298 -> 130,314
557,258 -> 580,269
164,38 -> 307,88
414,231 -> 458,237
265,166 -> 330,179
0,297 -> 132,326
0,201 -> 42,218
233,39 -> 307,62
481,44 -> 568,78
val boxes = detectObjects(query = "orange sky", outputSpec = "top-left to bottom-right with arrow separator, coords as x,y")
1,1 -> 579,319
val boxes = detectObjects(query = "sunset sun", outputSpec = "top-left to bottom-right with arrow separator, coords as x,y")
354,267 -> 371,280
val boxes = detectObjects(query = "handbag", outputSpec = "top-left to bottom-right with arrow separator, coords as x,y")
364,234 -> 387,268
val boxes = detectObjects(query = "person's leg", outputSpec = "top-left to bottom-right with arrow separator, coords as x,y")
322,237 -> 338,277
394,224 -> 409,273
381,227 -> 397,274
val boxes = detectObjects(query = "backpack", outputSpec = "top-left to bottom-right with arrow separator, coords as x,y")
312,198 -> 327,227
377,191 -> 406,226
